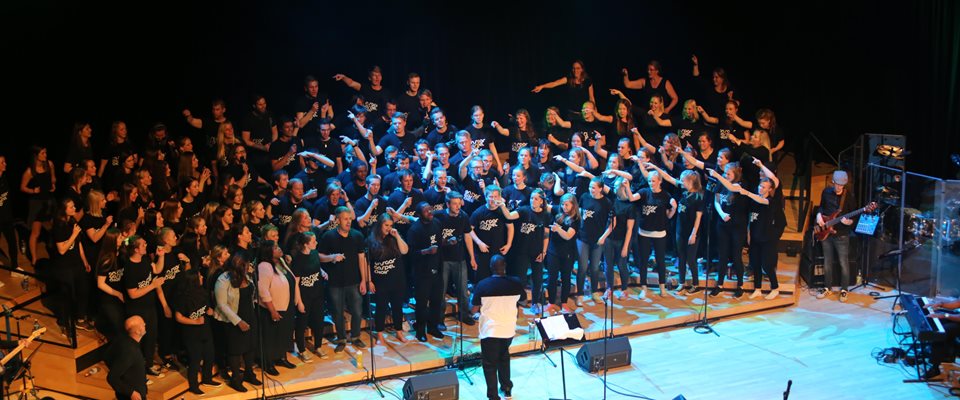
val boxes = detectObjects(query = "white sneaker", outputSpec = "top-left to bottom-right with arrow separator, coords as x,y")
574,296 -> 583,307
764,289 -> 780,300
816,288 -> 829,299
749,289 -> 763,299
638,287 -> 647,299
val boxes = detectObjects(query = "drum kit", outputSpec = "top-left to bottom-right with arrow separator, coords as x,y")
876,184 -> 960,245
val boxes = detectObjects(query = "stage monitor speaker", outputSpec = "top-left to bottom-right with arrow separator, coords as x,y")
402,370 -> 459,400
575,336 -> 632,372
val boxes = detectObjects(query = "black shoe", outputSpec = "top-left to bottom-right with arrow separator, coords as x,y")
229,381 -> 248,393
501,387 -> 513,399
709,287 -> 721,297
188,386 -> 205,395
436,323 -> 447,332
351,338 -> 366,348
687,286 -> 701,295
201,379 -> 222,387
244,374 -> 262,386
733,288 -> 744,299
218,368 -> 230,381
461,315 -> 476,326
276,358 -> 296,369
263,366 -> 280,376
428,328 -> 444,339
417,332 -> 428,342
334,343 -> 347,353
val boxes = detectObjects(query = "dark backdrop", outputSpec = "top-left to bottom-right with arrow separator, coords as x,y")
4,1 -> 958,178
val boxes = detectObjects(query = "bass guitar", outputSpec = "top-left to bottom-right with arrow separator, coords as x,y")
813,202 -> 877,241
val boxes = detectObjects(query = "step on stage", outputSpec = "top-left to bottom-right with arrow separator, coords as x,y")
27,252 -> 799,400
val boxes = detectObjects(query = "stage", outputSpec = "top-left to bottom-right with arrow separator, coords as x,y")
57,254 -> 800,399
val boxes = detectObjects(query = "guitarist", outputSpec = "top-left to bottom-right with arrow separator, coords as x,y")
815,170 -> 855,302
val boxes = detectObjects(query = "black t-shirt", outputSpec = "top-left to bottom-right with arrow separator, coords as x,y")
677,192 -> 704,235
423,186 -> 450,211
272,194 -> 312,231
103,141 -> 135,172
548,210 -> 577,254
459,175 -> 485,215
557,169 -> 590,199
318,229 -> 365,288
241,111 -> 276,155
512,206 -> 550,252
464,124 -> 496,153
98,259 -> 124,294
716,121 -> 744,152
313,137 -> 344,166
293,167 -> 331,193
507,127 -> 538,163
697,78 -> 735,121
378,133 -> 417,156
716,187 -> 747,229
387,187 -> 424,229
501,185 -> 531,211
564,77 -> 593,113
0,175 -> 12,223
570,118 -> 607,149
123,258 -> 155,313
175,285 -> 210,327
636,188 -> 672,233
640,113 -> 672,145
52,220 -> 82,269
269,137 -> 304,177
295,93 -> 328,136
470,206 -> 510,251
291,250 -> 326,298
544,125 -> 572,154
674,117 -> 710,145
435,209 -> 471,262
426,125 -> 458,149
354,194 -> 387,234
396,92 -> 421,127
79,214 -> 106,267
749,188 -> 786,241
368,236 -> 404,280
359,86 -> 392,119
578,194 -> 612,242
407,218 -> 442,270
312,197 -> 345,225
159,249 -> 187,299
610,198 -> 635,241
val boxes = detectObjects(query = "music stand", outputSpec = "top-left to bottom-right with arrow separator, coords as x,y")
535,313 -> 584,400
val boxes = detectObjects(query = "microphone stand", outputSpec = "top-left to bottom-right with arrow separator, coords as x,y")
693,180 -> 718,336
250,262 -> 267,400
601,293 -> 613,400
363,269 -> 386,398
452,303 -> 474,385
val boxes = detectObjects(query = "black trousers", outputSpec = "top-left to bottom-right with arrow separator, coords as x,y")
96,294 -> 125,341
715,223 -> 745,287
677,231 -> 701,286
181,324 -> 214,388
751,239 -> 780,290
157,302 -> 179,358
480,337 -> 513,400
635,235 -> 667,287
508,251 -> 542,304
295,293 -> 325,352
414,268 -> 444,333
0,221 -> 17,268
473,250 -> 495,284
259,307 -> 294,367
546,250 -> 574,306
374,275 -> 407,332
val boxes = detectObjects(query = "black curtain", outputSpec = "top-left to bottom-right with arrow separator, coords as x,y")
2,1 -> 957,178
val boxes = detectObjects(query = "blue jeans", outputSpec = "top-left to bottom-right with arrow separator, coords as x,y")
602,239 -> 631,291
822,234 -> 851,290
442,261 -> 471,319
576,239 -> 603,295
327,285 -> 363,343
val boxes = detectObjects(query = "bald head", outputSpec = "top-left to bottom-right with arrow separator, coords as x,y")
125,315 -> 146,341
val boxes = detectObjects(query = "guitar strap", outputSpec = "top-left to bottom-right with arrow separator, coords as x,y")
838,187 -> 848,217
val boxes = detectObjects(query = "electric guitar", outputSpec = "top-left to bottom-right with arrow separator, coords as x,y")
0,327 -> 45,374
813,202 -> 878,241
